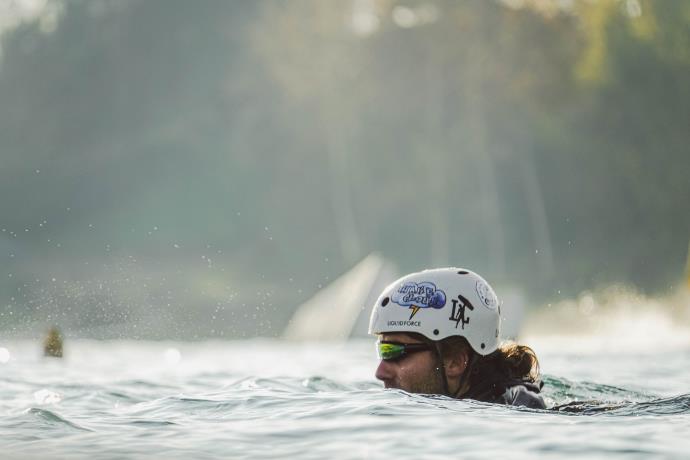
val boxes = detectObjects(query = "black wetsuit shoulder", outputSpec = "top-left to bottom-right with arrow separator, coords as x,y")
499,382 -> 546,409
467,379 -> 546,410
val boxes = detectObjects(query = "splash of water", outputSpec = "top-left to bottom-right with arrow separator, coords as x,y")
524,285 -> 690,352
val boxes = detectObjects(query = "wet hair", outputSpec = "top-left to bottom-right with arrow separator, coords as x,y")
437,335 -> 541,398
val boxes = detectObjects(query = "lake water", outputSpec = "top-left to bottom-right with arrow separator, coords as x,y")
1,334 -> 689,459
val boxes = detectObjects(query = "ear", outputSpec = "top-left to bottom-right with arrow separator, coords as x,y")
443,347 -> 470,380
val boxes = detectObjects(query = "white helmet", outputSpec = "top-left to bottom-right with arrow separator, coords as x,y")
368,268 -> 501,355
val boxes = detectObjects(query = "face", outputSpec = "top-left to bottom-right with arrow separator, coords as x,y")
375,332 -> 445,394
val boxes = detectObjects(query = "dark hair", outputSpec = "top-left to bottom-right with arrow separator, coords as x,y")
473,342 -> 541,382
438,336 -> 541,398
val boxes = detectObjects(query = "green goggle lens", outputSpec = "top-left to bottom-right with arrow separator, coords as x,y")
377,342 -> 406,360
376,341 -> 432,361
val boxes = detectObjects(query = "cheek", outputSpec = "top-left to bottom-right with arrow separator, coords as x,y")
399,355 -> 435,382
399,367 -> 420,388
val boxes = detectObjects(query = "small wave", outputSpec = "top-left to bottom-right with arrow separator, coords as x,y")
543,375 -> 651,402
225,376 -> 363,393
301,376 -> 353,392
23,407 -> 92,431
115,379 -> 179,390
128,419 -> 177,427
553,394 -> 690,416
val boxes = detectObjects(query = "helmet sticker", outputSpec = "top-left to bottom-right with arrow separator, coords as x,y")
391,282 -> 446,320
475,280 -> 498,309
449,294 -> 474,329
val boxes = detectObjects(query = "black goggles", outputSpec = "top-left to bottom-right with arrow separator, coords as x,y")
376,340 -> 433,361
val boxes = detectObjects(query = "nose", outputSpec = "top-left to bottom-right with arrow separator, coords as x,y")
375,359 -> 394,382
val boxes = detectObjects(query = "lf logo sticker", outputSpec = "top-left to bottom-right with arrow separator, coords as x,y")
391,282 -> 446,320
475,280 -> 498,309
449,294 -> 474,329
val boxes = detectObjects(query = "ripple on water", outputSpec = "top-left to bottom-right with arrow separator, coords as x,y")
22,407 -> 92,432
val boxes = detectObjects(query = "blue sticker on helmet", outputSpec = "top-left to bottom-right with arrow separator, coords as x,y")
392,282 -> 446,319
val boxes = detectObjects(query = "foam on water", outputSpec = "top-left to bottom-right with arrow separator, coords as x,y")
1,337 -> 689,459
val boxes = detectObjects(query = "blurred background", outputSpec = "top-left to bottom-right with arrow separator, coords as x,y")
0,0 -> 688,340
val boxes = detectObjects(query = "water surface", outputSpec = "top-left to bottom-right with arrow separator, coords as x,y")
1,338 -> 688,459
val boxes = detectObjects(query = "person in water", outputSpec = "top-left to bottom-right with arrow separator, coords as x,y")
369,267 -> 546,409
43,326 -> 64,358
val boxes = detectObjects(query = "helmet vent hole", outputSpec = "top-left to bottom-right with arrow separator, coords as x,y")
381,297 -> 390,307
480,343 -> 485,349
457,270 -> 469,275
433,329 -> 439,336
